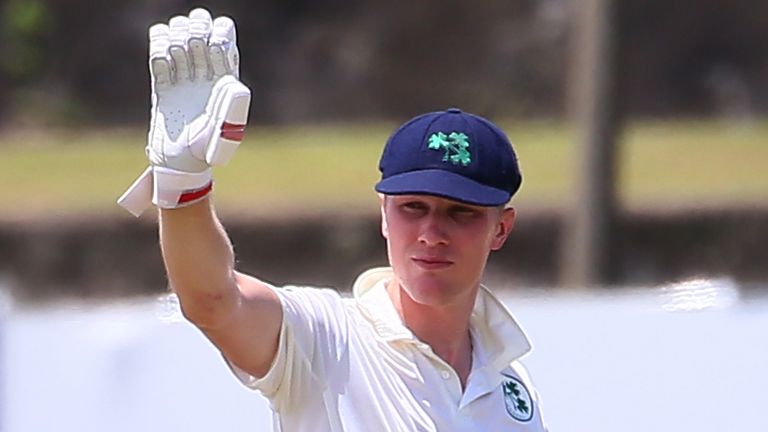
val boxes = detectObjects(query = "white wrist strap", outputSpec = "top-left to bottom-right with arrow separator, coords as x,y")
117,167 -> 212,217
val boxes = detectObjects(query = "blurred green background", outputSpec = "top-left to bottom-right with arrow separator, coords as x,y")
0,0 -> 766,292
1,0 -> 766,218
1,120 -> 767,218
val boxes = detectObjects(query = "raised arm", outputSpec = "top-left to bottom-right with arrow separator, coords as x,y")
159,200 -> 282,378
117,8 -> 282,378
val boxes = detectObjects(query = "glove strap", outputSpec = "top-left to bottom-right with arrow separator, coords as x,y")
117,167 -> 213,216
152,166 -> 213,209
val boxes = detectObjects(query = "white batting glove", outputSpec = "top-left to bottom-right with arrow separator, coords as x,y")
117,8 -> 251,217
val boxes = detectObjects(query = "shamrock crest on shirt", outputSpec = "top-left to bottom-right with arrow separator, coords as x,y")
501,374 -> 534,423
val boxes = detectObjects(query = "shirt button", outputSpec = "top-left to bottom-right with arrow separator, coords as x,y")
440,370 -> 451,379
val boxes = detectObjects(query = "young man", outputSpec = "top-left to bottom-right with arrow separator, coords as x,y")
119,8 -> 548,431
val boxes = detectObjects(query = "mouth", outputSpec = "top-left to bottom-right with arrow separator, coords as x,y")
411,257 -> 454,270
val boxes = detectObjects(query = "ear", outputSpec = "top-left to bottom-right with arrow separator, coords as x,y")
490,207 -> 516,251
379,194 -> 389,239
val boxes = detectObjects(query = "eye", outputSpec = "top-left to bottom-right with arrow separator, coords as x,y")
401,201 -> 428,212
450,205 -> 481,219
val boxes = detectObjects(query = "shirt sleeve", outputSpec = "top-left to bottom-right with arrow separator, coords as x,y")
225,285 -> 350,410
510,361 -> 549,431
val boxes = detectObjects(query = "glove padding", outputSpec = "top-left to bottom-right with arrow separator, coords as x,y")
118,8 -> 251,216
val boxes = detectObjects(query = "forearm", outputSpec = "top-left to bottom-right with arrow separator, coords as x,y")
159,197 -> 239,326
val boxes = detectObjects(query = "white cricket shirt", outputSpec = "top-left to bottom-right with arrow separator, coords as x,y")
229,267 -> 548,431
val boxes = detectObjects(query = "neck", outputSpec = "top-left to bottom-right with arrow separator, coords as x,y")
387,279 -> 476,387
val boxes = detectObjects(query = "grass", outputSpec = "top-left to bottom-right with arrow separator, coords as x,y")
0,119 -> 766,219
619,120 -> 768,207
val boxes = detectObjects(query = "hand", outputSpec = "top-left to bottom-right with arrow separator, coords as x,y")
118,8 -> 251,217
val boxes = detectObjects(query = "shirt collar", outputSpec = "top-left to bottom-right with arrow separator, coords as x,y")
352,267 -> 532,368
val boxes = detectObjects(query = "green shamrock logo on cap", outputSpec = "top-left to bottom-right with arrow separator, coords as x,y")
427,132 -> 472,166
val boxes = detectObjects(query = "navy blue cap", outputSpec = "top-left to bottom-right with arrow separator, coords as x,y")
375,108 -> 522,206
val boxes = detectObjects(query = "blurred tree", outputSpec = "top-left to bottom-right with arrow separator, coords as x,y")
617,0 -> 768,116
0,0 -> 52,124
0,0 -> 766,127
1,0 -> 50,81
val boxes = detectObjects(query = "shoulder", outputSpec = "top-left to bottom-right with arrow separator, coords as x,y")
275,285 -> 373,336
506,360 -> 535,385
274,284 -> 346,314
502,360 -> 543,400
500,360 -> 548,428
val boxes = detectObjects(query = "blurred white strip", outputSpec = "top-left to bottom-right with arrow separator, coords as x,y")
657,277 -> 739,312
155,292 -> 185,323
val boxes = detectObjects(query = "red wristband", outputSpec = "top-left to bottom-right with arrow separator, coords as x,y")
177,181 -> 214,205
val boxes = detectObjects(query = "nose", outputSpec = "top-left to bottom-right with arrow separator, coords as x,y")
417,215 -> 448,247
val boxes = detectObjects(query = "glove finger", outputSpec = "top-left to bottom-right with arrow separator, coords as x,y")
206,80 -> 251,166
211,16 -> 236,45
150,57 -> 173,90
169,15 -> 190,45
168,16 -> 191,82
149,23 -> 171,58
188,8 -> 212,81
188,8 -> 212,39
210,16 -> 239,78
222,82 -> 250,125
209,45 -> 229,78
148,23 -> 172,88
188,39 -> 209,81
